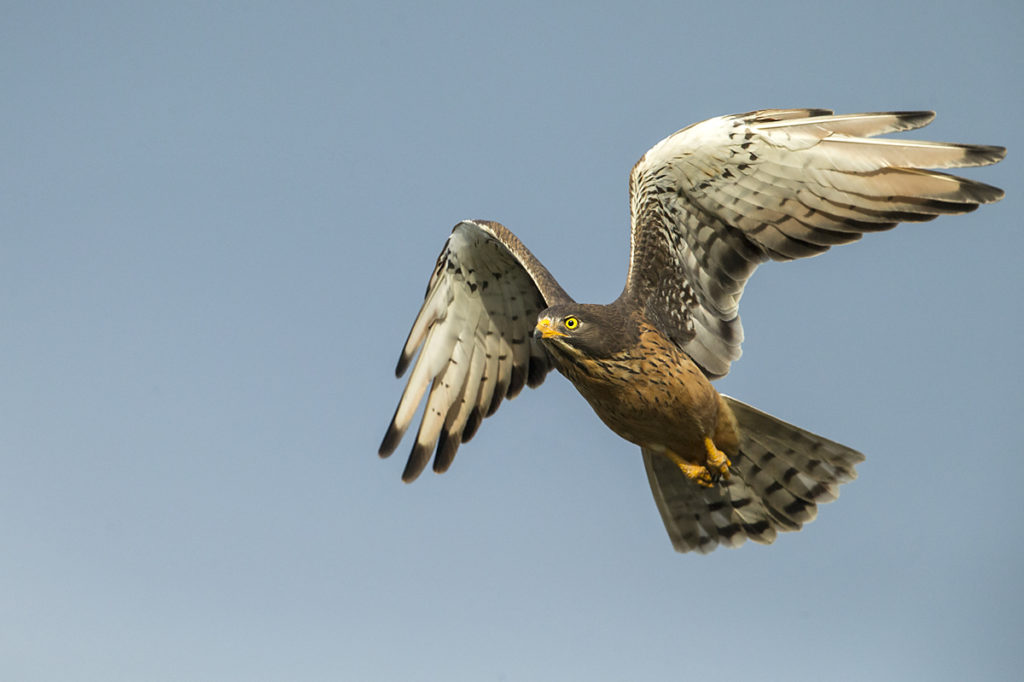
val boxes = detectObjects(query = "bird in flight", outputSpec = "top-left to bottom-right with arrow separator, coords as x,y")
379,109 -> 1004,553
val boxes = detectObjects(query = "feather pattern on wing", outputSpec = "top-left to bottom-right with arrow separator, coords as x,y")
624,109 -> 1006,377
379,220 -> 571,481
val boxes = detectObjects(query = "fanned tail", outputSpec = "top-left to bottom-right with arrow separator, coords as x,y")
643,395 -> 864,554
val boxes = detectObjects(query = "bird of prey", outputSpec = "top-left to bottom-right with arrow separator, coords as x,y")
378,109 -> 1005,554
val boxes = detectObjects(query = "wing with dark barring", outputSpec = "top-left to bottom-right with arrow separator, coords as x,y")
379,219 -> 572,481
625,109 -> 1005,377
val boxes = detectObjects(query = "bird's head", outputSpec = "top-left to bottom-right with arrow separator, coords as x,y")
533,303 -> 636,360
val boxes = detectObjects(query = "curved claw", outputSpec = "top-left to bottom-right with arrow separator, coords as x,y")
663,440 -> 732,489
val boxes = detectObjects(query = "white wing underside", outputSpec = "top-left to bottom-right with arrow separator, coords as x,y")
379,220 -> 570,481
625,109 -> 1005,377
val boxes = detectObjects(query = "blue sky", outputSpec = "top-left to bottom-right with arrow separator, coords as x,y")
2,1 -> 1021,680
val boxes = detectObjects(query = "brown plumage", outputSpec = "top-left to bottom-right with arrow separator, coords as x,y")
537,306 -> 721,468
379,109 -> 1005,553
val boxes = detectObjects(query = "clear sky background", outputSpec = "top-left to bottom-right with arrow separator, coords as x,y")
3,2 -> 1021,680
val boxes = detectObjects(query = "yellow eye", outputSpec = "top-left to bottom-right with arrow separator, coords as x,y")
563,316 -> 579,330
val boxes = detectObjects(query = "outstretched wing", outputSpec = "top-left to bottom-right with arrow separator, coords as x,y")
624,109 -> 1006,377
379,219 -> 572,481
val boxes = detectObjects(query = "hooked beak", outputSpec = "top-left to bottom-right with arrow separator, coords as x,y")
534,317 -> 566,340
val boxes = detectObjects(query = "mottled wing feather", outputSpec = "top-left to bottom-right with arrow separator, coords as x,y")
625,109 -> 1005,377
380,219 -> 572,481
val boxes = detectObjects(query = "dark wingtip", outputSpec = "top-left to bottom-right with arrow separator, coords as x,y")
395,353 -> 411,378
505,364 -> 526,399
963,143 -> 1006,166
485,380 -> 508,417
433,430 -> 460,474
957,178 -> 1006,204
895,110 -> 936,127
461,407 -> 483,443
378,422 -> 402,458
401,442 -> 432,482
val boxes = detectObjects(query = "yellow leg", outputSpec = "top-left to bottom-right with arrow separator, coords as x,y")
704,437 -> 732,480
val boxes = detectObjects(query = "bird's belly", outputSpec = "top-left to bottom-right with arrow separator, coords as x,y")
562,348 -> 721,464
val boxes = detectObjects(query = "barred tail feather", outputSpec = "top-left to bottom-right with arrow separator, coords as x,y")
643,395 -> 864,554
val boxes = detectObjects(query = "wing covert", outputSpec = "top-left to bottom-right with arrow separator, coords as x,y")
624,109 -> 1005,377
379,219 -> 571,481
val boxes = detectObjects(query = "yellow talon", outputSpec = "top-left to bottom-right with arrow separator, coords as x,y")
704,437 -> 732,479
679,461 -> 716,488
664,448 -> 717,488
